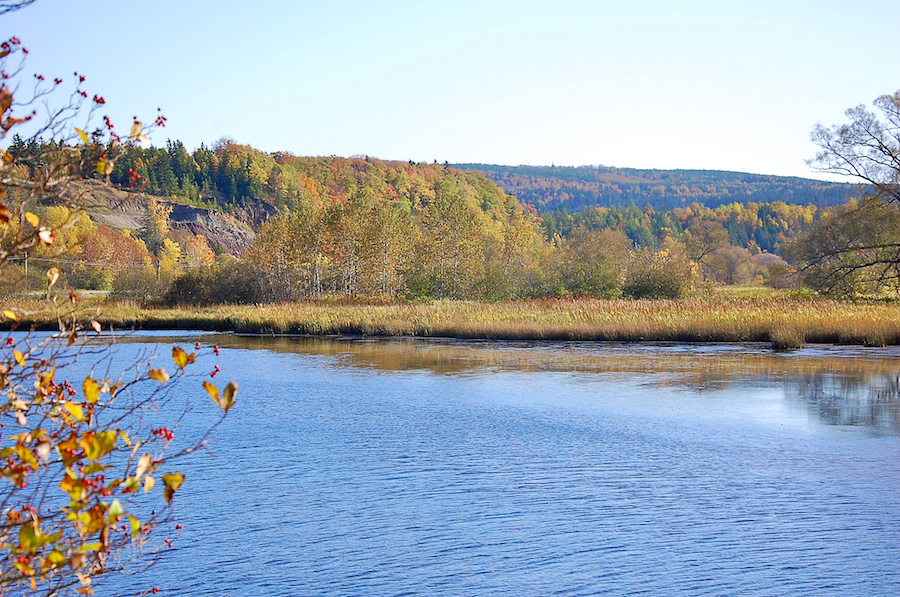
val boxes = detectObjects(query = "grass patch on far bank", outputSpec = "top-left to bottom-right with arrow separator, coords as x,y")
4,293 -> 900,347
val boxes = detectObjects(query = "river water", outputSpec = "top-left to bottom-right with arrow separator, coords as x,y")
92,334 -> 898,596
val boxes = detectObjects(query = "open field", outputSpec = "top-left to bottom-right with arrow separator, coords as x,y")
4,293 -> 900,348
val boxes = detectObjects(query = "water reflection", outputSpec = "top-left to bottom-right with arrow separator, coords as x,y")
786,371 -> 900,431
96,332 -> 900,596
115,333 -> 900,433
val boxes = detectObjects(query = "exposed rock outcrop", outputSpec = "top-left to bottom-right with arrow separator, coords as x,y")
58,182 -> 261,256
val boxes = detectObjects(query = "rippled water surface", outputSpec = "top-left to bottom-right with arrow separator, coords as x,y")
98,335 -> 898,596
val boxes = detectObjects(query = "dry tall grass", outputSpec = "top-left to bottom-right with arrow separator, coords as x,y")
5,295 -> 900,347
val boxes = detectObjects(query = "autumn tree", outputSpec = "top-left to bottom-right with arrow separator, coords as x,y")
0,15 -> 237,597
551,226 -> 632,298
412,176 -> 486,298
790,90 -> 900,294
808,90 -> 900,202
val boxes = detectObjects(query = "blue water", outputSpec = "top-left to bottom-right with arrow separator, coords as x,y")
80,336 -> 898,596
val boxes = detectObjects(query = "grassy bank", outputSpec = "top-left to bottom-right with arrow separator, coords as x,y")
5,294 -> 900,348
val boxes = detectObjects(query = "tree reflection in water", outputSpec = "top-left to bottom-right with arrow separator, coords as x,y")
786,371 -> 900,431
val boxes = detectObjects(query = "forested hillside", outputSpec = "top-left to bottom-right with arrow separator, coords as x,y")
453,164 -> 854,212
541,201 -> 818,254
4,137 -> 866,301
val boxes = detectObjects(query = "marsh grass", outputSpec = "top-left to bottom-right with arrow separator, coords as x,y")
6,293 -> 900,346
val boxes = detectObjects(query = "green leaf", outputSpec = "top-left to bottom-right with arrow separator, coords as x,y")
127,515 -> 141,538
19,523 -> 40,551
95,430 -> 117,459
106,499 -> 123,522
123,475 -> 140,492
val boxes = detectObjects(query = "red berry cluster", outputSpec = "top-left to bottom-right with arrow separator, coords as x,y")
151,427 -> 174,442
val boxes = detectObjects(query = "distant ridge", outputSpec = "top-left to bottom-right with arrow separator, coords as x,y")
452,164 -> 856,212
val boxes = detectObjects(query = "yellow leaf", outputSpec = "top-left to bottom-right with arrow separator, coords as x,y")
13,349 -> 25,367
148,368 -> 169,383
172,346 -> 189,369
162,472 -> 185,504
24,211 -> 39,227
202,380 -> 219,405
75,128 -> 89,144
38,227 -> 54,244
95,159 -> 113,176
83,377 -> 100,404
63,402 -> 84,422
79,434 -> 99,460
117,429 -> 132,446
38,369 -> 55,387
221,381 -> 237,412
68,327 -> 77,346
143,475 -> 155,493
2,308 -> 17,321
80,430 -> 116,461
46,550 -> 66,568
16,442 -> 37,469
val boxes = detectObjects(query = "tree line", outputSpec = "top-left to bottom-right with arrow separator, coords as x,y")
3,144 -> 800,302
5,87 -> 899,301
453,163 -> 855,212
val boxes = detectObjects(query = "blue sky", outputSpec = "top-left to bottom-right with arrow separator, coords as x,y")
3,0 -> 898,179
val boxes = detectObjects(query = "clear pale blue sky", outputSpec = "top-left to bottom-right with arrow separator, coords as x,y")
4,0 -> 898,179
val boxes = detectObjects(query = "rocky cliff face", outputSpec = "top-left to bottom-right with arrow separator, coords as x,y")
63,182 -> 265,256
166,203 -> 256,255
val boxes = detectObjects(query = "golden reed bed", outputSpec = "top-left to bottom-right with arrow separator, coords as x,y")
6,295 -> 900,349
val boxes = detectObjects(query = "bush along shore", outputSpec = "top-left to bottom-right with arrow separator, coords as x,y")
5,295 -> 900,350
